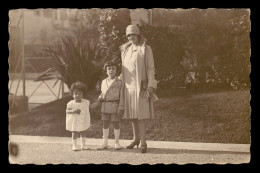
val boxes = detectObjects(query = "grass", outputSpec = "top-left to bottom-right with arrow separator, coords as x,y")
9,89 -> 251,144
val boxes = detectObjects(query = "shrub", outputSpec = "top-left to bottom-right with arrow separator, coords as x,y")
138,9 -> 250,91
178,9 -> 250,90
139,24 -> 187,89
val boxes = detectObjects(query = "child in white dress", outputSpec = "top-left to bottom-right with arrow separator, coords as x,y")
66,81 -> 98,151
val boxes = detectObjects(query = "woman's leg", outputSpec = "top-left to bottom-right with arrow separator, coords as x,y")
126,119 -> 141,149
131,119 -> 140,142
126,119 -> 140,149
138,119 -> 147,146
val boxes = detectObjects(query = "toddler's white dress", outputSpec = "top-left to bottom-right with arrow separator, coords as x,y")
66,99 -> 90,132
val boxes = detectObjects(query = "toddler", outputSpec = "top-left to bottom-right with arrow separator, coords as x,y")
66,81 -> 98,151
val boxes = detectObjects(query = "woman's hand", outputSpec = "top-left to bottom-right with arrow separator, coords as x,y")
141,90 -> 149,99
141,87 -> 154,99
146,87 -> 154,94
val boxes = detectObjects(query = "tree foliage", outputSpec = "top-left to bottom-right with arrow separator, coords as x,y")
43,9 -> 250,92
141,9 -> 250,90
98,9 -> 131,63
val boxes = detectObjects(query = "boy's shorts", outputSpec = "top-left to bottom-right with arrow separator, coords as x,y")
102,113 -> 121,122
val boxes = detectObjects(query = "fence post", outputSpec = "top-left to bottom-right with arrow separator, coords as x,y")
22,11 -> 25,97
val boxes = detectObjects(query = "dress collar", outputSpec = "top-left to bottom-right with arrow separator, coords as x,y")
132,44 -> 138,52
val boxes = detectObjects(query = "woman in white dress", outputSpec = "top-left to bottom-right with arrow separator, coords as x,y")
120,25 -> 158,153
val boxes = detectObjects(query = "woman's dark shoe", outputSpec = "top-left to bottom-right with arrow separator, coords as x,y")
140,144 -> 147,153
126,140 -> 140,149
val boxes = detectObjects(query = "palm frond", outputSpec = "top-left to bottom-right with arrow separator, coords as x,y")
44,34 -> 101,89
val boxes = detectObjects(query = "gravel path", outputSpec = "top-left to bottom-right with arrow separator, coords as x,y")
9,143 -> 250,165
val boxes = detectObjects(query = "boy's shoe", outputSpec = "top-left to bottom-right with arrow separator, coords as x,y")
81,145 -> 90,150
114,143 -> 122,150
97,128 -> 109,150
114,129 -> 121,150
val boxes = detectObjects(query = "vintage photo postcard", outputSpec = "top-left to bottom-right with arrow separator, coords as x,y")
8,8 -> 251,165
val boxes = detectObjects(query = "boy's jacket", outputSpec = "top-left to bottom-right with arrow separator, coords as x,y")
99,76 -> 124,113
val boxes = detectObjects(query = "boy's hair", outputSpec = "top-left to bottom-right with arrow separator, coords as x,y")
103,60 -> 118,70
70,81 -> 87,96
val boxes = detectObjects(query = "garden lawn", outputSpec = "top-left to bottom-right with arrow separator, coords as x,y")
9,89 -> 251,144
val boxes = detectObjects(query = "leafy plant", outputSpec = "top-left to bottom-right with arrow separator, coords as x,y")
37,9 -> 131,94
43,35 -> 102,91
98,9 -> 131,62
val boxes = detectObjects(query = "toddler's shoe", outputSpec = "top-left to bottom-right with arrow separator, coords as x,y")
97,143 -> 108,150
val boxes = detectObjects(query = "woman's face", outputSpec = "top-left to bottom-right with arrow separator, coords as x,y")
127,34 -> 139,45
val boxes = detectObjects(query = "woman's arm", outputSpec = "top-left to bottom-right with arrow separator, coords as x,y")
146,46 -> 157,89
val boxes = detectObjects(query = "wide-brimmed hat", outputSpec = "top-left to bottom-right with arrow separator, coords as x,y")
126,25 -> 140,37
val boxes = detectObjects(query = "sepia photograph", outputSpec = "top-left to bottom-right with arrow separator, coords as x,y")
8,8 -> 251,165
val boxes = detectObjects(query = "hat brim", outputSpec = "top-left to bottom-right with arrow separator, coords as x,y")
126,33 -> 140,37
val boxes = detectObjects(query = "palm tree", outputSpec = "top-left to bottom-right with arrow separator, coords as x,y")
38,35 -> 102,92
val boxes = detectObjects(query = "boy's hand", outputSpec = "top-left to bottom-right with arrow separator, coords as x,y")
98,94 -> 105,101
74,109 -> 81,114
90,102 -> 100,109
